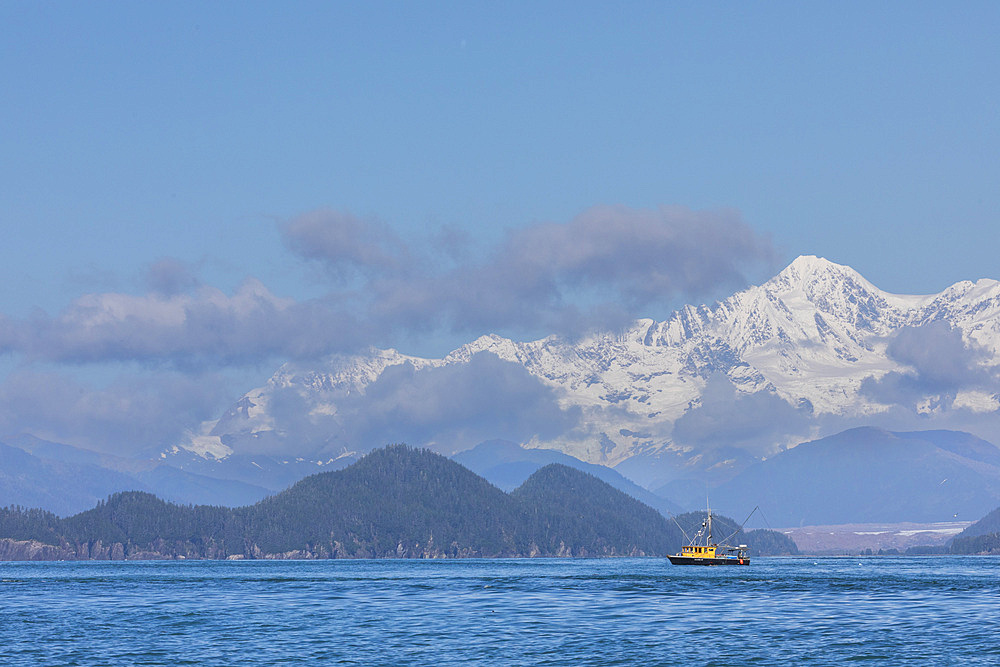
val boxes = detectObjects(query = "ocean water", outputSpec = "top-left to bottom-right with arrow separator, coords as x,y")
1,557 -> 997,665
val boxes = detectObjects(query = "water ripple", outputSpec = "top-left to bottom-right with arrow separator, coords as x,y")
0,557 -> 998,665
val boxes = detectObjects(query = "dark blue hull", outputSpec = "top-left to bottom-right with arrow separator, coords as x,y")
667,554 -> 749,566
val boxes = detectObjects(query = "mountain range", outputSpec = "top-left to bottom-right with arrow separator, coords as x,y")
167,255 -> 1000,488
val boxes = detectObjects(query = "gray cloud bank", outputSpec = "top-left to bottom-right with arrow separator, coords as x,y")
0,280 -> 368,367
656,322 -> 1000,467
861,322 -> 1000,411
672,323 -> 1000,460
1,205 -> 775,368
287,205 -> 776,338
671,373 -> 814,455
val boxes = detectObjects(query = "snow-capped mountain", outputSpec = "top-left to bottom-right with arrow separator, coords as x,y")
174,256 -> 1000,473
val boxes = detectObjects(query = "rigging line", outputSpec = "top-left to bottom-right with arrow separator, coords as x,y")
666,511 -> 694,545
738,506 -> 760,530
719,506 -> 760,546
756,506 -> 776,532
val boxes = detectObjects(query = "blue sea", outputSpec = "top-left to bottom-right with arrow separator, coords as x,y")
1,556 -> 997,665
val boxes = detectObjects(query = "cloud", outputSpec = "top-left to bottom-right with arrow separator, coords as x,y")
499,204 -> 774,304
861,322 -> 999,410
671,373 -> 813,454
331,352 -> 581,455
0,370 -> 232,455
280,209 -> 411,282
1,279 -> 371,367
285,204 -> 776,338
429,224 -> 474,262
145,257 -> 201,296
419,205 -> 774,335
214,353 -> 582,458
663,324 -> 1000,457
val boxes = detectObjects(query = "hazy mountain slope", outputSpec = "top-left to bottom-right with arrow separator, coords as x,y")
132,466 -> 270,507
952,505 -> 1000,540
709,428 -> 1000,526
0,441 -> 144,517
950,506 -> 1000,554
452,440 -> 681,515
161,450 -> 358,495
3,436 -> 272,513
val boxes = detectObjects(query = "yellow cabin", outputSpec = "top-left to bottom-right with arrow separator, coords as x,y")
680,545 -> 716,558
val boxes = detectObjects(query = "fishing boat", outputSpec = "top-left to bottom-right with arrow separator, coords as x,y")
667,507 -> 750,566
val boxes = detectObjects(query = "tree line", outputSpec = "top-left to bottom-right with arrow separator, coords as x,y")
0,445 -> 797,560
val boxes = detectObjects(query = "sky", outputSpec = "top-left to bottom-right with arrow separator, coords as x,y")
1,2 -> 999,454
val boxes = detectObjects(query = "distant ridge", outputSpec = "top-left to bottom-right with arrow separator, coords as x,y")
453,440 -> 682,515
0,436 -> 270,516
9,256 -> 998,518
703,428 -> 1000,526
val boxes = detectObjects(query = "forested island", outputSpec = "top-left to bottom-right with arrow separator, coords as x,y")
950,506 -> 1000,554
0,445 -> 797,561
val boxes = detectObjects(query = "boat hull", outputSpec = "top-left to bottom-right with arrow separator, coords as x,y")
667,554 -> 749,566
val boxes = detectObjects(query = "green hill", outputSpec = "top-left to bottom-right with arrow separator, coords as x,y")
59,492 -> 241,558
245,445 -> 523,557
512,464 -> 680,556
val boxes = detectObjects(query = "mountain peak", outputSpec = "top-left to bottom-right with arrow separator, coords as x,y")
761,255 -> 892,319
775,255 -> 863,286
788,254 -> 838,270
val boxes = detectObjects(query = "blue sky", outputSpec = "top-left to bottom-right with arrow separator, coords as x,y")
1,2 -> 998,453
